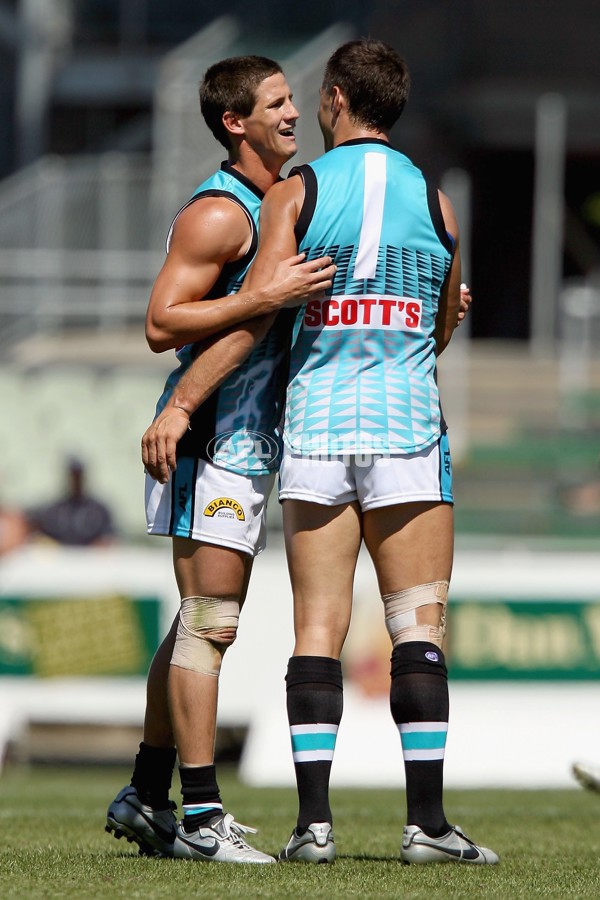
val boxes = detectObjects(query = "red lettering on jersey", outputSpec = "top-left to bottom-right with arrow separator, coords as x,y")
324,299 -> 339,326
378,298 -> 396,325
406,301 -> 421,328
304,299 -> 322,327
360,297 -> 376,324
303,295 -> 423,331
341,299 -> 358,325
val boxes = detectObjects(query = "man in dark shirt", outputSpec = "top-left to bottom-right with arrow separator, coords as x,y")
28,457 -> 115,546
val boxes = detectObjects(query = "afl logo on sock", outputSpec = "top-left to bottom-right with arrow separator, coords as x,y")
203,497 -> 245,521
425,651 -> 439,662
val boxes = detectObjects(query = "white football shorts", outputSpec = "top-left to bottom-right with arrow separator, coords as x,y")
145,458 -> 276,556
278,433 -> 453,510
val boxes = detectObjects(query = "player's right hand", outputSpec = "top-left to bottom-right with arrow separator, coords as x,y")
141,406 -> 191,483
271,253 -> 336,308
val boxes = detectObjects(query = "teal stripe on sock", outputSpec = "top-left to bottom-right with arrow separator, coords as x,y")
183,805 -> 220,816
291,733 -> 337,753
400,731 -> 447,751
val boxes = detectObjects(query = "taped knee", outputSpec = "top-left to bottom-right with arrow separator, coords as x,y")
382,581 -> 448,650
171,595 -> 240,676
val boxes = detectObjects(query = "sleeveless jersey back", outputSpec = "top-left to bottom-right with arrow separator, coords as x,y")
285,139 -> 453,455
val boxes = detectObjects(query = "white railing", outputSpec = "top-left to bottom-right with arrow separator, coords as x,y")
0,19 -> 356,358
0,154 -> 159,351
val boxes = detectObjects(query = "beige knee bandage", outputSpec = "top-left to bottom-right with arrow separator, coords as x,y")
171,595 -> 240,676
382,581 -> 448,650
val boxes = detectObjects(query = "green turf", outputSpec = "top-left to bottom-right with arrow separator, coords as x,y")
2,765 -> 600,898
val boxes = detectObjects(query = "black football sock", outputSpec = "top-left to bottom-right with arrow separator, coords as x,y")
286,655 -> 343,833
179,764 -> 223,832
130,742 -> 176,810
390,642 -> 450,838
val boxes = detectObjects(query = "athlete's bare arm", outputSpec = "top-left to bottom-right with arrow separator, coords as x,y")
146,193 -> 331,352
142,177 -> 332,483
434,190 -> 462,354
142,315 -> 277,483
243,176 -> 305,295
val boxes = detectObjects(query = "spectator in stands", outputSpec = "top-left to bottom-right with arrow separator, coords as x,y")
27,456 -> 116,546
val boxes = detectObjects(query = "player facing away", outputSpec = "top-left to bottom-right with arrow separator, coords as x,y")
251,38 -> 499,866
145,38 -> 499,865
105,56 -> 334,863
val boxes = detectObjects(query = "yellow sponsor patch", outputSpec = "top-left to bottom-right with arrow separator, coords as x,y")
203,497 -> 245,521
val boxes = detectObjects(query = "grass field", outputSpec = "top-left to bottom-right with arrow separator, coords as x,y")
1,765 -> 600,898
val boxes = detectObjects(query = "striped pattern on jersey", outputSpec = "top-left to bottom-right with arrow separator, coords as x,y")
290,723 -> 339,763
285,139 -> 453,456
154,163 -> 290,475
399,721 -> 448,761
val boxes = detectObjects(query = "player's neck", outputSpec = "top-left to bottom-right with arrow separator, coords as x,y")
332,122 -> 389,148
229,151 -> 284,194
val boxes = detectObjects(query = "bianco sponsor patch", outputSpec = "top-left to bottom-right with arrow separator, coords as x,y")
203,497 -> 245,521
303,295 -> 422,331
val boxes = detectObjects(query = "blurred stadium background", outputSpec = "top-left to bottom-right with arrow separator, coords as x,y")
0,0 -> 599,787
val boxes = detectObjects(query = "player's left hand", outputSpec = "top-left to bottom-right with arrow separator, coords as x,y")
142,406 -> 190,483
457,283 -> 472,326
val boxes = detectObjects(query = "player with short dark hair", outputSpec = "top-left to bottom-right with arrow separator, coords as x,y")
248,37 -> 498,866
321,38 -> 410,135
105,55 -> 334,864
200,55 -> 284,149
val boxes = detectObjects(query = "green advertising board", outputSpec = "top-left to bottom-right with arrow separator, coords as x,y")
448,599 -> 600,680
0,594 -> 160,677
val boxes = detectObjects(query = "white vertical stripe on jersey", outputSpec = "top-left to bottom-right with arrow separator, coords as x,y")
353,152 -> 387,280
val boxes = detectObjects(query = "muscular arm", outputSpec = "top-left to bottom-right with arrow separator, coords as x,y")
142,314 -> 275,482
143,177 -> 331,482
170,176 -> 316,413
244,177 -> 304,291
434,190 -> 462,354
167,179 -> 305,413
171,176 -> 306,404
146,192 -> 329,352
168,316 -> 275,416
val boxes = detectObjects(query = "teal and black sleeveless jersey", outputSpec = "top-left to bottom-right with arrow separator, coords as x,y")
285,139 -> 454,456
154,162 -> 290,474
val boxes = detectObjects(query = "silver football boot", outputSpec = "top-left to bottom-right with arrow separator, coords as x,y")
401,824 -> 499,864
173,812 -> 275,864
278,822 -> 336,863
106,785 -> 178,857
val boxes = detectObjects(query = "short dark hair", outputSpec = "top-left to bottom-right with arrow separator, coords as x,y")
322,39 -> 410,132
200,55 -> 283,150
